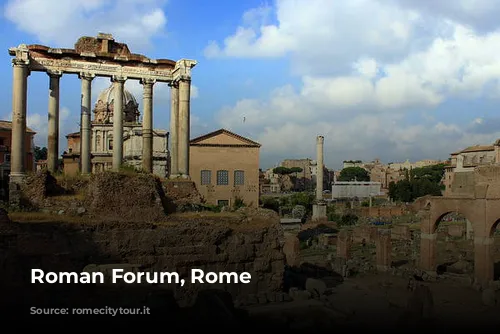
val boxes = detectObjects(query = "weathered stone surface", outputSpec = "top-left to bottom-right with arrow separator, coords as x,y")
1,217 -> 285,306
482,288 -> 497,306
85,172 -> 167,222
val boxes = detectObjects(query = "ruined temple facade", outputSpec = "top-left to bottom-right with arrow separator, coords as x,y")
62,84 -> 169,177
7,33 -> 196,203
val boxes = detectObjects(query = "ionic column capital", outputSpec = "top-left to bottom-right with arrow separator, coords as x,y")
140,78 -> 156,86
12,58 -> 29,67
111,75 -> 127,83
79,72 -> 95,81
168,80 -> 179,89
47,70 -> 63,78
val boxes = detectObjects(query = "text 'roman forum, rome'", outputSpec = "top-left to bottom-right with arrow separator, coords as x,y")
8,33 -> 196,197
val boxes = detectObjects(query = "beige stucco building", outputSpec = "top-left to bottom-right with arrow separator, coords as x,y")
189,129 -> 260,207
444,140 -> 500,196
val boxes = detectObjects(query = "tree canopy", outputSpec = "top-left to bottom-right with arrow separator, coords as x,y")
388,164 -> 445,202
338,167 -> 370,182
34,146 -> 47,161
273,166 -> 303,175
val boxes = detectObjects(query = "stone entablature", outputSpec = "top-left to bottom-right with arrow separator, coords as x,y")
9,34 -> 196,83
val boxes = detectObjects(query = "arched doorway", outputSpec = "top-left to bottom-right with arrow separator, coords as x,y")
435,212 -> 474,276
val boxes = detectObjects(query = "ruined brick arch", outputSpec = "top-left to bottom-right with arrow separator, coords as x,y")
431,210 -> 473,234
489,218 -> 500,237
419,198 -> 477,234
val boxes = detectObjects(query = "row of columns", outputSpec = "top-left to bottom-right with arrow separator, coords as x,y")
10,59 -> 192,181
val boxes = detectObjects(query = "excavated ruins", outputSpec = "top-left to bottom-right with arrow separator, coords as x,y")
2,170 -> 500,330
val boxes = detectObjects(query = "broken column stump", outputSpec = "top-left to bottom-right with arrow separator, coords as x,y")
376,229 -> 392,272
336,229 -> 352,259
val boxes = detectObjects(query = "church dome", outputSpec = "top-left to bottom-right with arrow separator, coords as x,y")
93,84 -> 140,124
96,84 -> 138,107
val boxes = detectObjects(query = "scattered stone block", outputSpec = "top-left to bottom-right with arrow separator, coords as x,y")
305,278 -> 327,297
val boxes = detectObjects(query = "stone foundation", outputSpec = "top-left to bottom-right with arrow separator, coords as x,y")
312,203 -> 327,221
0,218 -> 285,307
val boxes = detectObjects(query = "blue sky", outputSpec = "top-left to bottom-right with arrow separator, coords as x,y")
2,0 -> 500,170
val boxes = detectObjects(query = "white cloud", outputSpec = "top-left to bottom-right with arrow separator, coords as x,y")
208,0 -> 500,169
4,0 -> 168,51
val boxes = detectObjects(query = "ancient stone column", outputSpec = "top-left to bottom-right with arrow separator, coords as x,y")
169,81 -> 179,177
474,236 -> 495,288
10,58 -> 29,182
79,73 -> 94,174
112,76 -> 126,171
141,78 -> 155,173
316,135 -> 324,201
47,70 -> 62,173
420,232 -> 437,271
178,79 -> 191,177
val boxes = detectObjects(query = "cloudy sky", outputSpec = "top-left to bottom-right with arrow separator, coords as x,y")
2,0 -> 500,170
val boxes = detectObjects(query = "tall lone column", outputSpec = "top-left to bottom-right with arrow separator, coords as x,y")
112,76 -> 126,171
169,82 -> 179,177
316,135 -> 324,201
47,70 -> 62,173
10,58 -> 29,182
141,78 -> 155,173
312,135 -> 327,221
178,79 -> 191,177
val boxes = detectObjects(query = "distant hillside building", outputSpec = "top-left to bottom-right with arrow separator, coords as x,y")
444,140 -> 500,196
189,129 -> 261,207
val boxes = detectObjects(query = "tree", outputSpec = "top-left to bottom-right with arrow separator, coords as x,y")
338,167 -> 370,182
273,166 -> 293,175
34,146 -> 47,161
388,164 -> 445,202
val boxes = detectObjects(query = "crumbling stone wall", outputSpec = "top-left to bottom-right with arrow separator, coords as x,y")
163,180 -> 203,208
85,172 -> 168,222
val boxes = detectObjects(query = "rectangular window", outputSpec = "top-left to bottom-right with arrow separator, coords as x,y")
234,170 -> 245,186
217,200 -> 229,207
217,170 -> 229,185
201,170 -> 211,185
5,154 -> 10,163
108,139 -> 113,150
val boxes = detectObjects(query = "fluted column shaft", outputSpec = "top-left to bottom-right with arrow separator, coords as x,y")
10,60 -> 29,178
112,76 -> 126,171
47,71 -> 62,173
169,82 -> 179,176
178,79 -> 191,177
141,78 -> 155,173
79,73 -> 94,174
